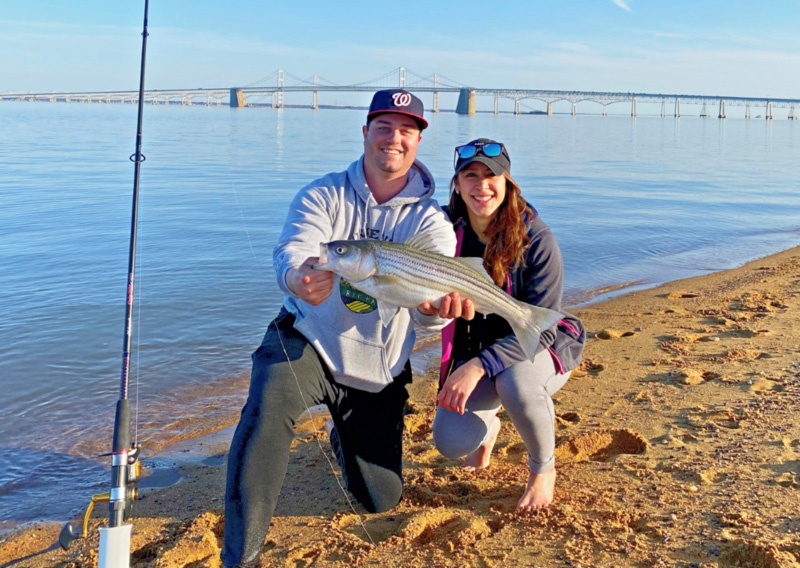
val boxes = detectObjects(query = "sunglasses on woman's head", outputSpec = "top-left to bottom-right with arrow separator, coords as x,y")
454,142 -> 505,167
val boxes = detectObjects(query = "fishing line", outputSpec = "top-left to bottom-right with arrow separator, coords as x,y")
223,151 -> 377,546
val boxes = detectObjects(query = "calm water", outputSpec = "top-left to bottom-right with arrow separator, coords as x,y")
1,101 -> 798,529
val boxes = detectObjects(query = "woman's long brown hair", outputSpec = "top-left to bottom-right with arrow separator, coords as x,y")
449,172 -> 535,286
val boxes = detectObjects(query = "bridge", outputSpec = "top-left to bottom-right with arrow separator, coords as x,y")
2,67 -> 798,119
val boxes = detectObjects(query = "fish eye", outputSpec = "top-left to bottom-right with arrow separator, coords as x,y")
335,245 -> 347,254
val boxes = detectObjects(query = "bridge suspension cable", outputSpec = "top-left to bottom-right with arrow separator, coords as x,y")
241,71 -> 279,88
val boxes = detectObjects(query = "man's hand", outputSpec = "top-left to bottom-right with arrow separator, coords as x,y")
418,291 -> 476,320
286,257 -> 334,305
437,358 -> 485,414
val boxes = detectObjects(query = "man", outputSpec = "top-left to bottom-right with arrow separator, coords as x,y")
221,89 -> 472,568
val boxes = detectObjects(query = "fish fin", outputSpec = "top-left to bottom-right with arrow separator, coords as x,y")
457,257 -> 494,281
378,302 -> 401,326
511,303 -> 564,360
403,231 -> 442,254
366,274 -> 405,326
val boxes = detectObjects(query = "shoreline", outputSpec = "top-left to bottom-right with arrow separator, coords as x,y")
3,244 -> 800,567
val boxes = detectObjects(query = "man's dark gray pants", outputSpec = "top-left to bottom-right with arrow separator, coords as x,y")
221,311 -> 410,567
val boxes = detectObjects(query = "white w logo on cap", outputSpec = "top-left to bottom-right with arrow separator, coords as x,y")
391,92 -> 412,107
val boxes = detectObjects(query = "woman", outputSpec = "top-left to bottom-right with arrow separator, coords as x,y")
433,138 -> 584,510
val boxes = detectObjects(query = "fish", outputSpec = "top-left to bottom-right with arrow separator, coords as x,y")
313,233 -> 563,360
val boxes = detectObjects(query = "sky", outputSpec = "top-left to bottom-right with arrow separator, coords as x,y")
2,0 -> 799,101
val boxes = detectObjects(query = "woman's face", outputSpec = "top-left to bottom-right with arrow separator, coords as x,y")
455,162 -> 507,223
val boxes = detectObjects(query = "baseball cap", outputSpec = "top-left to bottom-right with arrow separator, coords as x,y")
367,89 -> 428,130
454,138 -> 511,176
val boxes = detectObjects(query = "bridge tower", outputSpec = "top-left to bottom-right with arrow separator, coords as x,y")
571,101 -> 577,116
700,101 -> 708,118
631,97 -> 637,117
399,67 -> 406,88
273,69 -> 284,109
546,102 -> 552,116
455,88 -> 475,115
494,94 -> 499,115
514,99 -> 520,115
766,101 -> 773,119
433,73 -> 439,114
312,74 -> 319,110
674,98 -> 681,118
230,88 -> 245,108
718,100 -> 726,119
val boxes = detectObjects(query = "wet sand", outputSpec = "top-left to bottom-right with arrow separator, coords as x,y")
3,246 -> 800,568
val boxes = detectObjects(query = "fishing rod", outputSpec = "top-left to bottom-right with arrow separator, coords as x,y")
59,2 -> 149,566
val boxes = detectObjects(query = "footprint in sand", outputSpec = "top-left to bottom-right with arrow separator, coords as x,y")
556,411 -> 581,425
554,429 -> 648,463
332,511 -> 408,544
720,538 -> 798,568
573,359 -> 605,378
145,512 -> 224,568
719,328 -> 772,339
766,459 -> 800,489
595,328 -> 636,340
500,441 -> 527,463
672,368 -> 721,386
666,291 -> 701,299
398,509 -> 494,550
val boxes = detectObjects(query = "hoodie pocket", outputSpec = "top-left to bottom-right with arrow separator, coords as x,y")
294,311 -> 394,393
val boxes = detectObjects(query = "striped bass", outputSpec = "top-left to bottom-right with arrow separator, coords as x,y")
314,233 -> 563,360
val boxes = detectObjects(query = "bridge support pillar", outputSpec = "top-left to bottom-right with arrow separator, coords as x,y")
700,101 -> 708,118
514,99 -> 520,115
602,104 -> 607,116
631,97 -> 637,117
433,74 -> 439,114
718,100 -> 726,119
546,102 -> 552,116
494,94 -> 499,115
660,99 -> 666,118
230,88 -> 245,108
312,74 -> 319,110
571,102 -> 577,116
455,88 -> 475,115
745,103 -> 750,119
789,104 -> 797,120
674,98 -> 680,118
766,101 -> 773,120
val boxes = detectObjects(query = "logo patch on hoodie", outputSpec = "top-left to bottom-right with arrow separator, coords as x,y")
339,279 -> 377,314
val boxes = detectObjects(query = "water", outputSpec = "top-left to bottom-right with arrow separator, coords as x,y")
1,101 -> 798,530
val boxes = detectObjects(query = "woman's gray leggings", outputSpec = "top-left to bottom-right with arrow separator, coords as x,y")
432,349 -> 570,473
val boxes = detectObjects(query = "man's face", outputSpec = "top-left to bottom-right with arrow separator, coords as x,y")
362,113 -> 422,180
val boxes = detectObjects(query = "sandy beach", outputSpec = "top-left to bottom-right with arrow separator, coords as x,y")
3,246 -> 800,568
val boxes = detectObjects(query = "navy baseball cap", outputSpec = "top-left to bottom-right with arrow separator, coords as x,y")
367,89 -> 428,130
454,138 -> 511,176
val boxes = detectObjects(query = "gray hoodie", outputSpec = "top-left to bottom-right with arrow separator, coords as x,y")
273,156 -> 456,392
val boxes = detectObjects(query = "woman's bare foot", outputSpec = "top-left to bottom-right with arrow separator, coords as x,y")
516,466 -> 556,511
464,417 -> 501,472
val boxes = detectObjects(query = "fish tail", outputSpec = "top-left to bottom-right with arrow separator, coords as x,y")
511,303 -> 563,360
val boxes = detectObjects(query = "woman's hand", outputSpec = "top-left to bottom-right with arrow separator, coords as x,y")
437,358 -> 486,414
418,291 -> 476,320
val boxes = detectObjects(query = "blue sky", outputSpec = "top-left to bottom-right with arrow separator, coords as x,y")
2,0 -> 799,100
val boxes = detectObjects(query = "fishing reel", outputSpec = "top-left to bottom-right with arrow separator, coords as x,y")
59,444 -> 142,551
